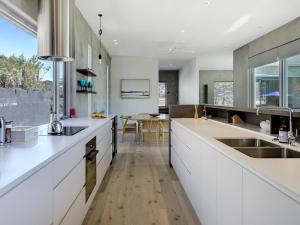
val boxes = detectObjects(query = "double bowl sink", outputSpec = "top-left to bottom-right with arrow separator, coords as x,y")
216,138 -> 300,158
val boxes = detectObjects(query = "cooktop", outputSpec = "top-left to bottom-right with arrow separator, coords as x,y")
39,126 -> 88,136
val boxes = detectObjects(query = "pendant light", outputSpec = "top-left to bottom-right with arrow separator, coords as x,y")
98,14 -> 103,64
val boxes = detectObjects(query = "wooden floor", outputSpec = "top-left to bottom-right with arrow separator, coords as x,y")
82,134 -> 201,225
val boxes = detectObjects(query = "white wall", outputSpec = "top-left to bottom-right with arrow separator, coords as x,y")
179,51 -> 233,104
179,58 -> 199,104
111,56 -> 159,117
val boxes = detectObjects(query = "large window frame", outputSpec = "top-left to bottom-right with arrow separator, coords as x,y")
0,5 -> 70,118
251,56 -> 300,108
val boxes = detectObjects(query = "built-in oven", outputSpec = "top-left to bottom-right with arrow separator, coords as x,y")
85,137 -> 98,202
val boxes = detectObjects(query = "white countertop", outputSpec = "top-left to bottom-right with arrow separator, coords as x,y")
172,118 -> 300,203
0,117 -> 113,197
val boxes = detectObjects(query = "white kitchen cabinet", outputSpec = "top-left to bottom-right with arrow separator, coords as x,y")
60,188 -> 85,225
171,121 -> 217,225
52,141 -> 85,188
216,153 -> 242,225
243,169 -> 300,225
53,159 -> 85,225
191,138 -> 217,225
96,130 -> 112,165
0,165 -> 53,225
97,145 -> 112,186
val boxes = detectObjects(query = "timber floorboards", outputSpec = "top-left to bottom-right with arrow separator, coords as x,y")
82,134 -> 201,225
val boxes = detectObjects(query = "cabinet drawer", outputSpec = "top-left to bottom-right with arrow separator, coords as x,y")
60,188 -> 85,225
171,147 -> 192,194
96,121 -> 112,142
52,142 -> 85,188
97,146 -> 112,186
172,122 -> 197,150
0,166 -> 53,225
53,160 -> 85,225
171,132 -> 193,173
96,130 -> 112,165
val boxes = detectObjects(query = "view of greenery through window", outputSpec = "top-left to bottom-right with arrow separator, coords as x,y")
214,81 -> 233,106
0,16 -> 57,126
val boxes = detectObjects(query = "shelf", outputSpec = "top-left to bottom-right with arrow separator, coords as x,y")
76,69 -> 97,77
76,90 -> 97,94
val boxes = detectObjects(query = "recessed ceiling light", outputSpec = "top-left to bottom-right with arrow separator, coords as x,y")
113,39 -> 118,42
204,0 -> 211,5
114,42 -> 119,45
180,29 -> 185,33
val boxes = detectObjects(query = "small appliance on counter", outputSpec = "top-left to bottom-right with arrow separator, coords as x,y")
278,121 -> 289,143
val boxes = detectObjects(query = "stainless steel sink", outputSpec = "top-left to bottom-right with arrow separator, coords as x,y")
215,138 -> 300,158
216,138 -> 278,148
234,147 -> 300,158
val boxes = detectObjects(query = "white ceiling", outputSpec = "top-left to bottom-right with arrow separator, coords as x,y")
76,0 -> 300,70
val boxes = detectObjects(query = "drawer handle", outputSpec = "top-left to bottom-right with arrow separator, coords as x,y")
84,150 -> 99,161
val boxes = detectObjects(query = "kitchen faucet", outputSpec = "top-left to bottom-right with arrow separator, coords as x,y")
256,106 -> 297,145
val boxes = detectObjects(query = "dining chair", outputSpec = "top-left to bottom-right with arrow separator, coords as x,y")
120,115 -> 137,142
159,120 -> 169,144
139,119 -> 160,144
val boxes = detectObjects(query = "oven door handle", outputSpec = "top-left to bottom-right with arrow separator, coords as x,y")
84,150 -> 99,161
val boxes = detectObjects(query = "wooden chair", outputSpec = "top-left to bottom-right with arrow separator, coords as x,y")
159,120 -> 169,144
139,119 -> 160,143
120,115 -> 137,142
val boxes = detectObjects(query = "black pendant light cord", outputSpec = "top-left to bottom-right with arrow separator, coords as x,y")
98,14 -> 103,61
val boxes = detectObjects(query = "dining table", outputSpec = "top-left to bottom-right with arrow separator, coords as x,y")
129,114 -> 169,143
130,113 -> 169,121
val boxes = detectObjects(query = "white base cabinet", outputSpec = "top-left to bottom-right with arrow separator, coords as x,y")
171,120 -> 300,225
0,120 -> 113,225
216,153 -> 242,225
0,165 -> 53,225
243,170 -> 300,225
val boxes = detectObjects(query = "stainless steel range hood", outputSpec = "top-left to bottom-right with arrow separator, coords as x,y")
37,0 -> 74,61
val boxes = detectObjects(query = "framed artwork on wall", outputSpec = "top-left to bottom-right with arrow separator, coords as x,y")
120,79 -> 150,98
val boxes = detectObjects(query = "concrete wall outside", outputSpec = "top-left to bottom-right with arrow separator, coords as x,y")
0,88 -> 50,126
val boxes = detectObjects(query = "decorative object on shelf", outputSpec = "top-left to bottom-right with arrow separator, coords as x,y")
77,79 -> 96,94
232,114 -> 245,125
76,69 -> 97,77
120,79 -> 150,98
98,14 -> 103,64
194,105 -> 199,119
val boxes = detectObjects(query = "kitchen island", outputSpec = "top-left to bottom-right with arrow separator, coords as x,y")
171,118 -> 300,225
0,117 -> 115,225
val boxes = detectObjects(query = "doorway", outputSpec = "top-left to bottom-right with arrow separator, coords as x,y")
159,70 -> 179,114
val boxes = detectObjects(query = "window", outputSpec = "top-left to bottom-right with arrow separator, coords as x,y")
159,82 -> 167,107
0,16 -> 63,126
213,81 -> 233,106
251,54 -> 300,109
252,61 -> 280,107
285,55 -> 300,108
